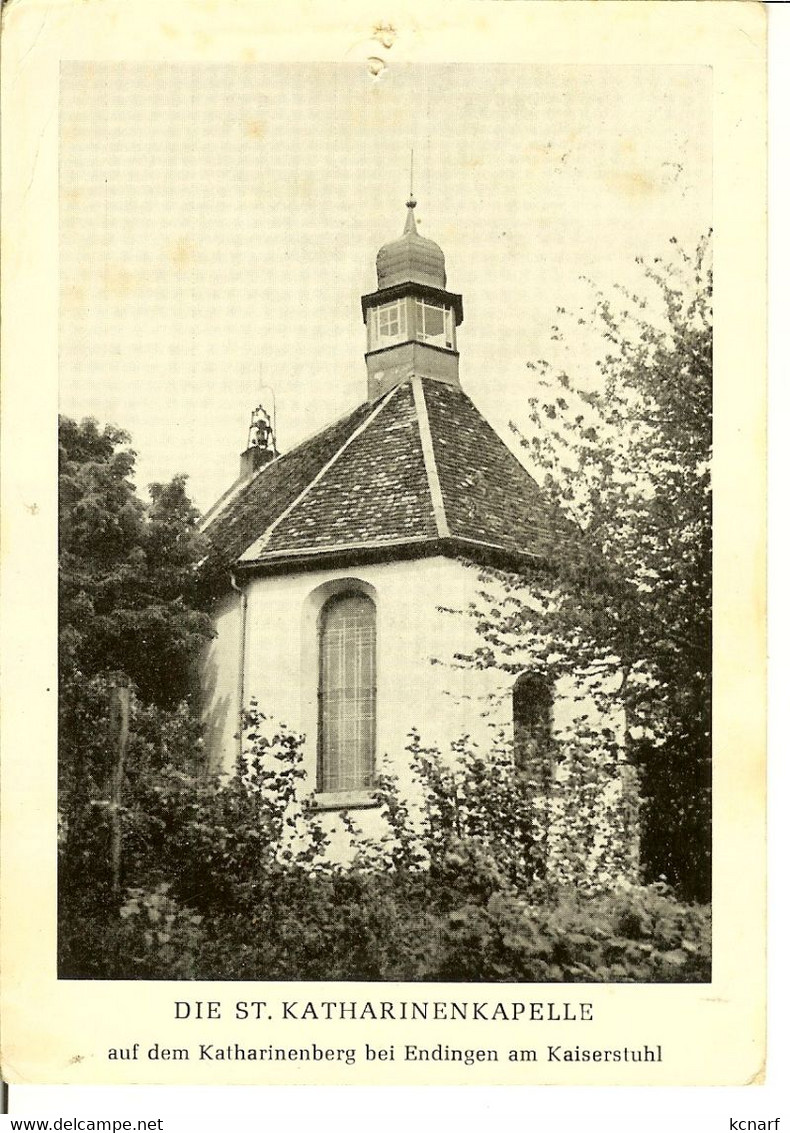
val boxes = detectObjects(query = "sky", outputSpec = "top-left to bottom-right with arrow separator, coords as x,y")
59,62 -> 711,513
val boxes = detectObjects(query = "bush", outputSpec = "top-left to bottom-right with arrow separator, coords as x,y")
59,703 -> 710,983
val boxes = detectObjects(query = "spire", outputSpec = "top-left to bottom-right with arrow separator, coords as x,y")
403,150 -> 417,233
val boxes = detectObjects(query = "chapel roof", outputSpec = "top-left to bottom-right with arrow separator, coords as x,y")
198,377 -> 565,587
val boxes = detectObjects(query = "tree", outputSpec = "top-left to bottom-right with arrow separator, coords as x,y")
58,415 -> 213,825
59,418 -> 212,703
468,233 -> 712,900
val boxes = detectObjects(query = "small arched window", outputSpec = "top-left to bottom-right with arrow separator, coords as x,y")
513,674 -> 554,777
317,592 -> 376,793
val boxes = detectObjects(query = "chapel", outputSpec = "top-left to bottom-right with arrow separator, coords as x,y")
197,198 -> 591,834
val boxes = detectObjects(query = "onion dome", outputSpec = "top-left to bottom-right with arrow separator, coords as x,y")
375,197 -> 447,289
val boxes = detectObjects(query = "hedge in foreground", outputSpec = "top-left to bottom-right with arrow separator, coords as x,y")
59,707 -> 710,983
61,873 -> 710,983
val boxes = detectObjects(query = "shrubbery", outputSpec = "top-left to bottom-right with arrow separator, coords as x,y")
59,704 -> 710,983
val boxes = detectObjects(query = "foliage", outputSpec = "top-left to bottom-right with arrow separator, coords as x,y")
59,416 -> 212,705
58,415 -> 213,814
465,233 -> 712,899
59,710 -> 710,983
58,415 -> 217,975
344,734 -> 539,892
116,885 -> 205,980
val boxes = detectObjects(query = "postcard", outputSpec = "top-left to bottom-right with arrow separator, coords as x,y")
0,0 -> 766,1086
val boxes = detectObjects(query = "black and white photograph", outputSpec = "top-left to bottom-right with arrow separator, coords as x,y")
54,56 -> 715,985
1,0 -> 766,1092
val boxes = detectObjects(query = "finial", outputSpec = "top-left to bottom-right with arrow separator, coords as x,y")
403,198 -> 417,233
404,150 -> 418,232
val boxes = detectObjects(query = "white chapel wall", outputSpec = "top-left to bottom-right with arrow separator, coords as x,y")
239,555 -> 508,774
201,554 -> 614,782
200,554 -> 633,872
200,589 -> 241,771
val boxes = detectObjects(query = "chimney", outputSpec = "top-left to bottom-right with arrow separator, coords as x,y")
239,443 -> 274,479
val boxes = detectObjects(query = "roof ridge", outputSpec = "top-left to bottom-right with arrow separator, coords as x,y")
239,384 -> 402,561
428,381 -> 544,489
420,380 -> 562,560
200,397 -> 375,531
411,376 -> 449,538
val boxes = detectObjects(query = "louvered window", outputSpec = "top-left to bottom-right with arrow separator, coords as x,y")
318,593 -> 376,793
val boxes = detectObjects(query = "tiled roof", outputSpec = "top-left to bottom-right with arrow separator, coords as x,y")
198,400 -> 375,582
423,380 -> 559,557
199,377 -> 561,583
255,381 -> 436,556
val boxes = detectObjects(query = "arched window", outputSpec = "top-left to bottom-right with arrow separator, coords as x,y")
513,673 -> 553,777
317,592 -> 376,793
